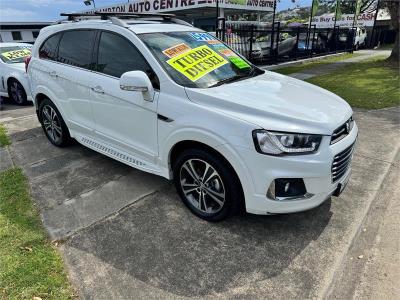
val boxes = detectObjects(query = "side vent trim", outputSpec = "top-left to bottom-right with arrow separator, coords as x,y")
158,114 -> 174,122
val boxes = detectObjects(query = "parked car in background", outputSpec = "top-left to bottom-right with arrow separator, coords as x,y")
338,27 -> 367,50
0,42 -> 33,105
297,33 -> 327,53
209,31 -> 248,57
28,14 -> 358,221
251,33 -> 297,60
354,27 -> 367,50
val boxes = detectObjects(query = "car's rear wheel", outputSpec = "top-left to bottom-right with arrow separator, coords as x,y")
8,79 -> 27,105
39,98 -> 71,147
173,148 -> 242,221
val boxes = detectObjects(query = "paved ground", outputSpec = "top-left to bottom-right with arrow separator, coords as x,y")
265,49 -> 391,80
1,95 -> 399,298
327,149 -> 400,300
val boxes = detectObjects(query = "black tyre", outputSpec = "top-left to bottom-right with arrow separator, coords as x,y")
173,148 -> 243,221
38,98 -> 71,147
355,42 -> 359,51
8,79 -> 28,105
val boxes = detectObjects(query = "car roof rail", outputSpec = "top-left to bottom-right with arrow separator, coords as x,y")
59,12 -> 193,27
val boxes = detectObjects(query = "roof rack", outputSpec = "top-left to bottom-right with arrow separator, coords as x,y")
58,12 -> 192,27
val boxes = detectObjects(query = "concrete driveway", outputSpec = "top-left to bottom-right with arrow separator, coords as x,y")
1,98 -> 399,299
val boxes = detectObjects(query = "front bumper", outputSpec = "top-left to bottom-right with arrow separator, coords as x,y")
235,122 -> 358,215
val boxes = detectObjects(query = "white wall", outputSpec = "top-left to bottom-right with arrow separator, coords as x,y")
0,30 -> 38,43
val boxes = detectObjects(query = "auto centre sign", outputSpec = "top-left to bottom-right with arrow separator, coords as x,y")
85,0 -> 276,14
311,11 -> 376,28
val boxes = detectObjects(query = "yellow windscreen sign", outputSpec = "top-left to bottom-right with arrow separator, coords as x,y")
1,49 -> 31,60
167,45 -> 228,82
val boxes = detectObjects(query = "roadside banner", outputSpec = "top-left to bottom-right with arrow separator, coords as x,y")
311,0 -> 320,18
301,0 -> 379,28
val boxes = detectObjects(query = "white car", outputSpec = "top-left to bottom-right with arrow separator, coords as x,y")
338,27 -> 367,50
27,13 -> 358,221
0,42 -> 33,105
354,27 -> 367,50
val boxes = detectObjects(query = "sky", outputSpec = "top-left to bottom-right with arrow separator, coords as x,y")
0,0 -> 312,22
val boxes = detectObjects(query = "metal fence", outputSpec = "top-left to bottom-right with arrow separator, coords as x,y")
216,20 -> 356,65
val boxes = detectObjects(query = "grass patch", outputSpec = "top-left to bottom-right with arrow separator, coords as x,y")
306,56 -> 400,109
0,124 -> 11,147
273,52 -> 362,75
0,168 -> 74,299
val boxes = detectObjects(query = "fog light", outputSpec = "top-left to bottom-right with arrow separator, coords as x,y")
267,180 -> 275,199
267,178 -> 307,200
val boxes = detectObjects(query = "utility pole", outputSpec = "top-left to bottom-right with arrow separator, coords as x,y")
216,0 -> 219,31
270,0 -> 277,56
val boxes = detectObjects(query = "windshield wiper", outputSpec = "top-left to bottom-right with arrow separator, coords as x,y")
209,74 -> 247,88
209,68 -> 256,88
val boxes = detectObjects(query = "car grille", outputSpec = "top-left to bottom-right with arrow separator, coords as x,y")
331,117 -> 353,144
331,143 -> 355,183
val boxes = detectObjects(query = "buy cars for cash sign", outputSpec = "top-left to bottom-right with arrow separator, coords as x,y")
167,45 -> 228,81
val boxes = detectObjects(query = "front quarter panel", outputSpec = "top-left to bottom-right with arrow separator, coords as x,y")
157,81 -> 257,197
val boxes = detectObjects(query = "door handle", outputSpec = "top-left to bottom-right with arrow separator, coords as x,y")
91,86 -> 105,94
49,71 -> 58,78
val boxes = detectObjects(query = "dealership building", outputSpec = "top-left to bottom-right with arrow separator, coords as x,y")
83,0 -> 275,30
0,22 -> 51,43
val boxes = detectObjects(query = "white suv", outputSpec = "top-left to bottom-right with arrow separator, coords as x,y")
28,13 -> 358,221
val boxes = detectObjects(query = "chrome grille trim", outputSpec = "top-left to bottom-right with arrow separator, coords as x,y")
331,117 -> 354,144
331,142 -> 355,183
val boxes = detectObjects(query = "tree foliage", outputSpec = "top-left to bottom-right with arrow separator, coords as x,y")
305,0 -> 378,15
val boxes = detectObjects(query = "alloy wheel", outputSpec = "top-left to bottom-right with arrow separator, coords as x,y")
42,105 -> 63,144
179,159 -> 226,214
10,81 -> 25,104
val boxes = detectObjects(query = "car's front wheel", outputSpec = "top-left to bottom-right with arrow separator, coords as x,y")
39,98 -> 71,147
173,148 -> 243,221
8,79 -> 28,105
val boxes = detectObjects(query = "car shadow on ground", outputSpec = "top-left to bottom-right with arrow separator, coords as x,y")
0,96 -> 33,109
3,102 -> 333,297
67,185 -> 332,297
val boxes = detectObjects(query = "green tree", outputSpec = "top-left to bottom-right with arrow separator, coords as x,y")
282,0 -> 398,65
383,0 -> 399,65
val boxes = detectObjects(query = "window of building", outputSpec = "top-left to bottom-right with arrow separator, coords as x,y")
12,31 -> 22,40
32,31 -> 40,39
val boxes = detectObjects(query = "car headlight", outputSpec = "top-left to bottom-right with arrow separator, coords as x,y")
253,130 -> 322,155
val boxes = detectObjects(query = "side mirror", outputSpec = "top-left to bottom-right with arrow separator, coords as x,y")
119,71 -> 154,102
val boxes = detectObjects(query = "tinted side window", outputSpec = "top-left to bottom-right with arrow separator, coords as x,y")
97,31 -> 159,89
57,30 -> 95,69
39,33 -> 62,61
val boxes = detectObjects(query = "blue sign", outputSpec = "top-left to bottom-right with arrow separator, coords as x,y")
189,32 -> 215,41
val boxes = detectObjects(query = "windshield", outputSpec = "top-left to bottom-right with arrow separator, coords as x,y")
139,31 -> 261,88
0,45 -> 32,64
